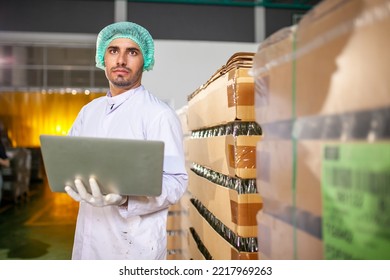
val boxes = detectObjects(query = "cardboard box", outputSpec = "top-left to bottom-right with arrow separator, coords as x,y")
189,202 -> 258,260
188,53 -> 255,131
187,135 -> 261,179
257,140 -> 390,259
183,135 -> 191,171
167,252 -> 185,260
176,105 -> 190,136
167,213 -> 182,231
253,0 -> 390,125
257,210 -> 323,260
252,26 -> 295,125
319,142 -> 390,259
168,202 -> 183,212
187,228 -> 207,260
295,0 -> 390,117
178,190 -> 191,227
167,231 -> 183,251
256,140 -> 323,259
253,0 -> 390,259
189,170 -> 262,238
178,191 -> 192,260
257,140 -> 323,220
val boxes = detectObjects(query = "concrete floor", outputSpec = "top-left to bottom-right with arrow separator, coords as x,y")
0,179 -> 78,260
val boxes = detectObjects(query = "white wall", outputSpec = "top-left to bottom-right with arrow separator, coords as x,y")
143,40 -> 259,110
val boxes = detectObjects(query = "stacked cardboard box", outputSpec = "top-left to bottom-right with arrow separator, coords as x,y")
166,105 -> 192,260
166,203 -> 186,260
186,53 -> 263,260
253,0 -> 390,259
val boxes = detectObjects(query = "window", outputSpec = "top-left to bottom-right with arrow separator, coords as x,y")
0,45 -> 108,92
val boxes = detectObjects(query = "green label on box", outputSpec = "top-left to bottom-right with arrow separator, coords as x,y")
322,143 -> 390,259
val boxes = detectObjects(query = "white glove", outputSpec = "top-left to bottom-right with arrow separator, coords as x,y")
65,177 -> 127,207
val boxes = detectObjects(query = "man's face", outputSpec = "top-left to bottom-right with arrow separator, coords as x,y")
104,38 -> 144,95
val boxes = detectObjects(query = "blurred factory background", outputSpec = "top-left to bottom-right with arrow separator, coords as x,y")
2,0 -> 389,261
0,0 -> 319,147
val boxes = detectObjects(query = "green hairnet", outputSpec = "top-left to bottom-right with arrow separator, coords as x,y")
95,21 -> 155,71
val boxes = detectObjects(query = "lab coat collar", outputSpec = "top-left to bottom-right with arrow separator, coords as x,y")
105,85 -> 144,112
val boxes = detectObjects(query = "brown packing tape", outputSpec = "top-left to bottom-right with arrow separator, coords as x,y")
188,170 -> 261,237
227,68 -> 255,107
231,248 -> 259,260
230,200 -> 262,226
227,82 -> 255,107
228,145 -> 257,169
188,135 -> 260,178
228,135 -> 261,178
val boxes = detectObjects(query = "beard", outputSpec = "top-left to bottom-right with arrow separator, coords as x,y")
108,66 -> 143,89
111,77 -> 133,88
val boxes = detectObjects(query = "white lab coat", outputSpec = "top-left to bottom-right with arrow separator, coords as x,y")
68,85 -> 188,259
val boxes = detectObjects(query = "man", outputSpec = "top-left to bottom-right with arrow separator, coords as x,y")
0,138 -> 10,204
0,142 -> 9,169
64,22 -> 188,260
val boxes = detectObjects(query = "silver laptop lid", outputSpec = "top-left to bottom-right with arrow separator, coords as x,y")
40,135 -> 164,196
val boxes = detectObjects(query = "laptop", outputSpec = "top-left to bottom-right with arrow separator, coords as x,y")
39,135 -> 164,196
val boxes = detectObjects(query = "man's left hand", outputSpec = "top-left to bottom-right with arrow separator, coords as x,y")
65,177 -> 127,207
